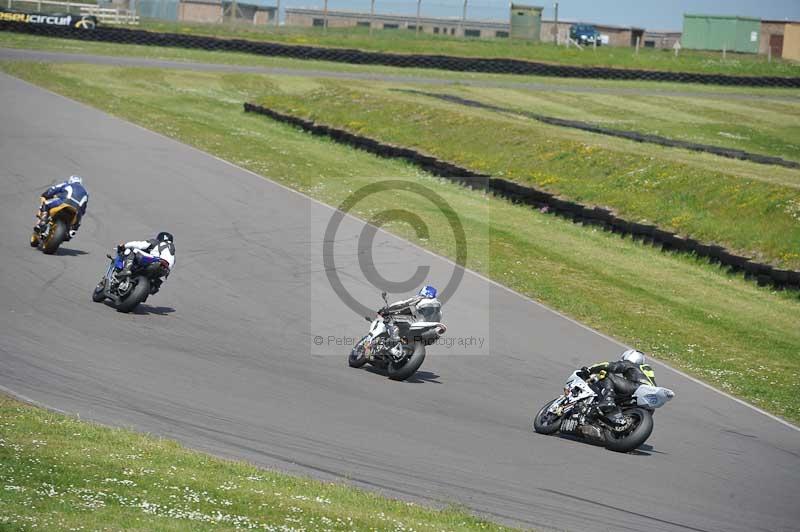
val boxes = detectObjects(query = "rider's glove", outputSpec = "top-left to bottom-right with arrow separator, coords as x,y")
117,244 -> 125,254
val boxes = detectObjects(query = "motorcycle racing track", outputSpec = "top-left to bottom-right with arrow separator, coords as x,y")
0,72 -> 798,532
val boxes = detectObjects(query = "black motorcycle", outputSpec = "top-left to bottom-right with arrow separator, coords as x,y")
92,249 -> 168,313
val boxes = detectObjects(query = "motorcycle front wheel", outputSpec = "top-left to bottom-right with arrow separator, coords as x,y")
533,398 -> 563,435
603,407 -> 653,453
348,336 -> 368,368
92,280 -> 106,303
387,340 -> 425,381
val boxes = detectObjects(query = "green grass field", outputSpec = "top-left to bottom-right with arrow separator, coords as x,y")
2,60 -> 798,424
414,85 -> 800,162
0,395 -> 509,530
255,80 -> 800,270
129,20 -> 800,78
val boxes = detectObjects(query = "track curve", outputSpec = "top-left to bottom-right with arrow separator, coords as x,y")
0,72 -> 798,532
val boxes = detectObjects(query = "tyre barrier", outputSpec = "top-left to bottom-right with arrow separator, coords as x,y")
3,21 -> 800,87
244,102 -> 800,291
402,90 -> 800,170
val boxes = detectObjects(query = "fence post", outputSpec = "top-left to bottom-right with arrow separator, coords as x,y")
635,35 -> 640,54
323,0 -> 328,33
369,0 -> 374,36
553,1 -> 558,45
460,0 -> 467,37
415,0 -> 421,37
768,44 -> 772,63
722,43 -> 726,60
274,0 -> 279,27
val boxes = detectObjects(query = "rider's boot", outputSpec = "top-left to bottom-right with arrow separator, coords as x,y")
597,391 -> 626,427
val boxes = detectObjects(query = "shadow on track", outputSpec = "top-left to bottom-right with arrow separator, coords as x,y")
362,366 -> 442,383
132,305 -> 176,316
55,247 -> 89,256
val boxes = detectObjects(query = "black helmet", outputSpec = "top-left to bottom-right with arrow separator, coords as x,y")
157,231 -> 173,243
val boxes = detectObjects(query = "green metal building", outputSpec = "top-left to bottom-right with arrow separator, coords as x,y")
681,14 -> 761,53
510,4 -> 542,41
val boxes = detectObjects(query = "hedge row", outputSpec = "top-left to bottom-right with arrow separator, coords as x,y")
405,90 -> 800,170
2,21 -> 800,87
244,102 -> 800,291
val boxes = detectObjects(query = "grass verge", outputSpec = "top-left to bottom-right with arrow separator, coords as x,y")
128,20 -> 800,78
254,80 -> 800,270
0,394 -> 508,530
1,61 -> 798,424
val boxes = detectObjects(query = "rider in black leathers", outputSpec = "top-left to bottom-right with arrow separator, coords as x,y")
579,349 -> 656,426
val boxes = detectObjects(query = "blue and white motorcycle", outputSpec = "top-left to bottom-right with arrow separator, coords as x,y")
349,292 -> 446,381
533,370 -> 674,452
91,249 -> 168,313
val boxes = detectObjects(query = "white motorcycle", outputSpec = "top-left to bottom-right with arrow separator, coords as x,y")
533,370 -> 674,453
349,292 -> 446,381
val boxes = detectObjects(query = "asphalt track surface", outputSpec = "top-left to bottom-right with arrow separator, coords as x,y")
2,47 -> 799,102
1,71 -> 799,532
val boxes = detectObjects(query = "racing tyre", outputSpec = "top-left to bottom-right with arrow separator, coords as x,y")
533,398 -> 563,435
91,281 -> 106,303
348,336 -> 368,368
604,407 -> 653,453
115,277 -> 150,313
41,220 -> 67,254
387,341 -> 425,381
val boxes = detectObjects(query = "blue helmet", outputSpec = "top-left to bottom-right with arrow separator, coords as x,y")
419,285 -> 437,299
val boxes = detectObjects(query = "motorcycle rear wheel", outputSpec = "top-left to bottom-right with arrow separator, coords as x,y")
115,276 -> 150,313
603,407 -> 653,453
41,219 -> 67,255
387,341 -> 425,381
533,398 -> 563,435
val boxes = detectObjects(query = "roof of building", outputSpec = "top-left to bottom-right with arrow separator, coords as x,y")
683,14 -> 760,22
541,19 -> 645,31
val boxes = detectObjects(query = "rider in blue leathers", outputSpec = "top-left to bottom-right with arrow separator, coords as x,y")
35,175 -> 89,239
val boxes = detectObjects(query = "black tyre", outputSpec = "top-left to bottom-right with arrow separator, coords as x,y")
348,336 -> 368,368
533,398 -> 563,435
115,277 -> 150,313
604,407 -> 654,453
387,341 -> 425,381
41,220 -> 67,254
91,281 -> 106,303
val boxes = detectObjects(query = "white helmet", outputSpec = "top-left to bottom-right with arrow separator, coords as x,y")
67,175 -> 83,185
620,349 -> 645,365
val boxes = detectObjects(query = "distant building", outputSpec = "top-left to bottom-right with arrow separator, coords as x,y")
681,14 -> 760,53
284,8 -> 645,46
139,0 -> 275,25
760,19 -> 800,59
509,4 -> 542,41
284,8 -> 509,38
643,30 -> 682,49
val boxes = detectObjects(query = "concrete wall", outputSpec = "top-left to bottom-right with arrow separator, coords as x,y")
784,23 -> 800,61
178,1 -> 221,23
643,31 -> 681,49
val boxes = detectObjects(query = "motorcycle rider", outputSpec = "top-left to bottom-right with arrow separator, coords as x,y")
117,232 -> 175,295
34,175 -> 88,240
379,285 -> 442,343
578,349 -> 656,426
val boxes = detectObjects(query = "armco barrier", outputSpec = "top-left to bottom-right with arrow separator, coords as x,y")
403,91 -> 800,170
243,102 -> 800,291
2,20 -> 800,87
